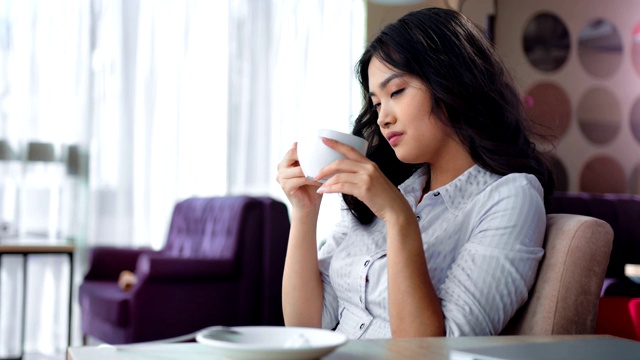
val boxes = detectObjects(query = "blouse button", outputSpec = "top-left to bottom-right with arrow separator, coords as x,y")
416,215 -> 421,220
359,323 -> 365,330
434,191 -> 440,196
364,260 -> 370,267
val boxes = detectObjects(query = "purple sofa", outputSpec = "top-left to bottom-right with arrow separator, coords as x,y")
549,191 -> 640,339
79,196 -> 290,344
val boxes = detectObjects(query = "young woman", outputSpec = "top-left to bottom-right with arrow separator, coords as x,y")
276,8 -> 554,338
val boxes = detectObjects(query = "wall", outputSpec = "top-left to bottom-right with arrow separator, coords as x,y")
366,0 -> 495,41
494,0 -> 640,194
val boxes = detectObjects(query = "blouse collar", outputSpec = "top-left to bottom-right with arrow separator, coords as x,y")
399,164 -> 500,215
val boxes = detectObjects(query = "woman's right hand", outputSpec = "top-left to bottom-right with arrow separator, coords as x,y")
276,143 -> 323,213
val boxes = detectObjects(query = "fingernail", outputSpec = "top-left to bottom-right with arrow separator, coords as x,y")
316,186 -> 325,194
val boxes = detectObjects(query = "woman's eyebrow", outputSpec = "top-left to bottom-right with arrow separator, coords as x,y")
368,73 -> 404,97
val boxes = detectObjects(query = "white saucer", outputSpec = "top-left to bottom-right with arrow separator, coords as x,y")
195,326 -> 347,360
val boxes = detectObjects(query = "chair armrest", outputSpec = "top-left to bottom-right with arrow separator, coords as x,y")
84,247 -> 155,280
135,253 -> 236,281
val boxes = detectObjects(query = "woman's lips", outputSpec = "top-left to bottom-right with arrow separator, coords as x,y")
386,131 -> 403,146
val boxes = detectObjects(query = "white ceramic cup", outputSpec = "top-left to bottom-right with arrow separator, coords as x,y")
297,129 -> 368,183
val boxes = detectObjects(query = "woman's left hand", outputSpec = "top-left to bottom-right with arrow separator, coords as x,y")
315,137 -> 413,222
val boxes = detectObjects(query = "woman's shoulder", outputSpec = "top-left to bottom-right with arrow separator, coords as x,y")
440,165 -> 543,215
476,171 -> 545,212
489,171 -> 542,192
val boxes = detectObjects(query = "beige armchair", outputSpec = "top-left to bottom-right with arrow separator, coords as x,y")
501,214 -> 613,335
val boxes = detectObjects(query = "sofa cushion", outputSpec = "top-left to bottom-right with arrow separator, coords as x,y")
162,197 -> 261,260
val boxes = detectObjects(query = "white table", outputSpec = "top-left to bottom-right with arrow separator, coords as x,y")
67,334 -> 611,360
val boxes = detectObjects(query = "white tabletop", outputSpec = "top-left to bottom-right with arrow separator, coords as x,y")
67,335 -> 610,360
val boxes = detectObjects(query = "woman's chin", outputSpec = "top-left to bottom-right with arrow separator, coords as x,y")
394,152 -> 424,165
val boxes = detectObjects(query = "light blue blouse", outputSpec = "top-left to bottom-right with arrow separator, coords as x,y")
318,164 -> 546,338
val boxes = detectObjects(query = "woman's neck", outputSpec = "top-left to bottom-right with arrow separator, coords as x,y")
427,151 -> 476,193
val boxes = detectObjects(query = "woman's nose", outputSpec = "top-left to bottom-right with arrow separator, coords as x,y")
376,106 -> 394,128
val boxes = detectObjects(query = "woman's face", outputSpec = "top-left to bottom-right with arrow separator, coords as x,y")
368,57 -> 458,165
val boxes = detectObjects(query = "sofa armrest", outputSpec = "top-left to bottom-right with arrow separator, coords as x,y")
84,247 -> 155,280
135,253 -> 236,281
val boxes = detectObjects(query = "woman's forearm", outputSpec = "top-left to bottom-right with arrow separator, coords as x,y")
386,211 -> 445,337
282,210 -> 324,328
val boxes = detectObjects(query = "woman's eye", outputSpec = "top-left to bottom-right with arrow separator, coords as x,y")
390,88 -> 405,98
373,102 -> 381,111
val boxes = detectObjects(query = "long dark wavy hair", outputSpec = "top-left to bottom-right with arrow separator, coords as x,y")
344,7 -> 555,225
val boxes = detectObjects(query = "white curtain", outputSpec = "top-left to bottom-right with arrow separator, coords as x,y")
0,0 -> 364,355
229,0 -> 365,241
0,0 -> 91,356
90,0 -> 228,251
